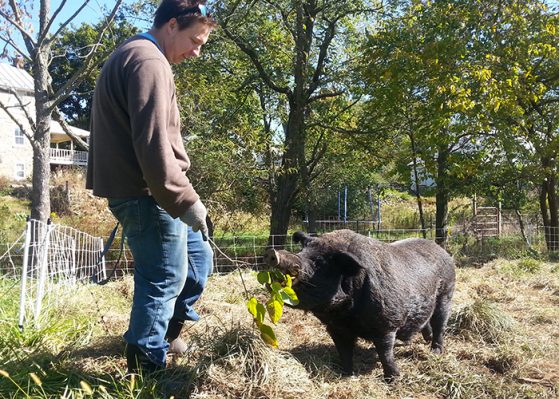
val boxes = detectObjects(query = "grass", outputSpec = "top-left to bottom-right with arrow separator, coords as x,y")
1,257 -> 558,398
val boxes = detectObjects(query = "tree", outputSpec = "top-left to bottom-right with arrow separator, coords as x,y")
50,16 -> 138,129
360,0 -> 486,245
215,0 -> 380,245
0,0 -> 123,222
469,0 -> 559,250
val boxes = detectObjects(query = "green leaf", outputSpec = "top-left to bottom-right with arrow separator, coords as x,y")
271,269 -> 286,283
255,302 -> 266,323
266,299 -> 283,324
247,297 -> 266,323
258,323 -> 278,348
270,282 -> 283,293
280,287 -> 299,306
257,271 -> 271,285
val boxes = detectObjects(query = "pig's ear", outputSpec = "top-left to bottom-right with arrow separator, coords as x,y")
293,231 -> 316,247
331,251 -> 363,276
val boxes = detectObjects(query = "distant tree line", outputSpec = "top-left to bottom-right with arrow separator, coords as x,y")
3,0 -> 558,250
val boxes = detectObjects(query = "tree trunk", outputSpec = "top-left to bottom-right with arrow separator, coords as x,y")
268,171 -> 298,247
514,208 -> 537,255
267,2 -> 310,247
540,168 -> 559,252
30,52 -> 53,223
435,145 -> 450,246
540,180 -> 551,248
409,131 -> 426,238
546,174 -> 559,252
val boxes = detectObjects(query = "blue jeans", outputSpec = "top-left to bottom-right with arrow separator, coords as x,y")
108,196 -> 213,367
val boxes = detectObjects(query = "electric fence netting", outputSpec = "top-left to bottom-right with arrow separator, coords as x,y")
0,218 -> 117,329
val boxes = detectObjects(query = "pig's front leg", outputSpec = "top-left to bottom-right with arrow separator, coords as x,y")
326,324 -> 357,375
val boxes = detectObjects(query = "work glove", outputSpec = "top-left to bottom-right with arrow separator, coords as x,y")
179,200 -> 209,241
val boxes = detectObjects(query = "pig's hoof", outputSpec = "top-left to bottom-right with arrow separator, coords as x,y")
383,367 -> 400,383
337,364 -> 354,377
384,375 -> 396,383
430,346 -> 443,355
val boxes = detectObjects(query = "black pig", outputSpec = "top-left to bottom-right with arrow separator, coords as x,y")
264,229 -> 455,381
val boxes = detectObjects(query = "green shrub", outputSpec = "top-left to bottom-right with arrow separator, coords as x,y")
0,176 -> 11,195
516,258 -> 542,273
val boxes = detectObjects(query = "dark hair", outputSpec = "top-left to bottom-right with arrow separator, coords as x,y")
153,0 -> 217,30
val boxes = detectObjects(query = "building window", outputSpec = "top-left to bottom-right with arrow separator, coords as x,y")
15,163 -> 25,179
14,128 -> 25,145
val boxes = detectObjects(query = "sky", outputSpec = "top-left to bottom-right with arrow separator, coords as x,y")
3,1 -> 145,59
50,0 -> 142,30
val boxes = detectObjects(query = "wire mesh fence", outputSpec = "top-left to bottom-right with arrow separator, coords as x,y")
0,218 -> 117,328
1,214 -> 556,329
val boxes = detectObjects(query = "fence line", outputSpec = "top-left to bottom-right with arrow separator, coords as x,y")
1,216 -> 556,328
0,218 -> 110,328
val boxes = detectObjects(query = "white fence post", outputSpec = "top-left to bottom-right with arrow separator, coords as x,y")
34,219 -> 52,326
17,217 -> 32,330
71,237 -> 77,285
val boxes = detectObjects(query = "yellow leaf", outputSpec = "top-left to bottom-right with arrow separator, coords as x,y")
258,323 -> 278,348
247,297 -> 258,318
285,274 -> 292,288
493,100 -> 501,112
266,299 -> 283,324
281,287 -> 299,306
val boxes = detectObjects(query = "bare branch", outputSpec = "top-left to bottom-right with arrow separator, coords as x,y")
43,0 -> 92,47
8,87 -> 36,131
0,8 -> 36,47
52,108 -> 89,151
0,96 -> 38,151
0,34 -> 32,60
47,0 -> 124,112
38,0 -> 69,45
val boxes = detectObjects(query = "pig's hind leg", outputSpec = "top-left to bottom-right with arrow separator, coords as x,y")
429,296 -> 452,354
372,331 -> 399,382
421,323 -> 433,342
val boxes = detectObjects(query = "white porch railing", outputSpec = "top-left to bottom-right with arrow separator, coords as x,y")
49,148 -> 88,166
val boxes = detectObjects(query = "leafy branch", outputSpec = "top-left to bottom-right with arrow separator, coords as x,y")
247,269 -> 298,348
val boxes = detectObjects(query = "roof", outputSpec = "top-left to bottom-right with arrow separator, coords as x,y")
0,62 -> 34,93
50,121 -> 90,141
0,62 -> 90,139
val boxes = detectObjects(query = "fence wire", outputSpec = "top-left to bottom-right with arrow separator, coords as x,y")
0,215 -> 555,329
0,219 -> 116,328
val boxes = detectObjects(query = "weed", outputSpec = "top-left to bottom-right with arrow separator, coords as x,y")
448,298 -> 516,344
517,258 -> 542,273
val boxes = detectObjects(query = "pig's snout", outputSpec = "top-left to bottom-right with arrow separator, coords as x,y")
264,249 -> 301,277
